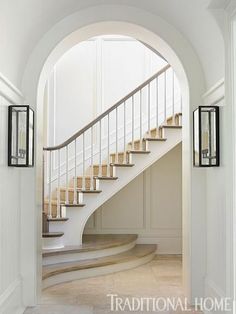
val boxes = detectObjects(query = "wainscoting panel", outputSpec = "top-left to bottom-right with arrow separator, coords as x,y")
84,144 -> 182,254
0,85 -> 24,313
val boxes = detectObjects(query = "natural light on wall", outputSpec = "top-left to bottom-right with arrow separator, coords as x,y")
45,35 -> 171,146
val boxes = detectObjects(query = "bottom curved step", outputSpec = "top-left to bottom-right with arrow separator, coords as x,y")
42,244 -> 157,289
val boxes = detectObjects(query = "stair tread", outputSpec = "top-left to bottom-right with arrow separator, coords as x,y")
44,200 -> 85,207
94,176 -> 118,180
77,175 -> 118,180
60,187 -> 102,193
43,234 -> 138,256
127,150 -> 151,154
47,217 -> 69,222
145,137 -> 167,141
110,150 -> 150,155
61,203 -> 86,207
92,164 -> 111,167
80,190 -> 102,193
43,244 -> 156,279
160,125 -> 182,129
43,232 -> 64,238
110,163 -> 134,167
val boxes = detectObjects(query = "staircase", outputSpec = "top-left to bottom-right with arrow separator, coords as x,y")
42,234 -> 156,288
42,64 -> 182,287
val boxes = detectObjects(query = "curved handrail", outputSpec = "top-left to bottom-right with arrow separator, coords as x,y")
44,64 -> 171,151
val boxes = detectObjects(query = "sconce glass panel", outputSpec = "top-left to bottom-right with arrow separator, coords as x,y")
193,106 -> 219,167
8,105 -> 34,167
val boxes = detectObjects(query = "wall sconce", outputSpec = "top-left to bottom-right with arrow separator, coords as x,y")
193,106 -> 219,167
8,105 -> 34,167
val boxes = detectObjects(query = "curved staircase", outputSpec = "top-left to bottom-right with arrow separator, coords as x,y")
42,64 -> 182,286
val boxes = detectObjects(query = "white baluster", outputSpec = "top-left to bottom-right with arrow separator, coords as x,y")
99,120 -> 102,177
82,133 -> 85,190
116,107 -> 118,162
123,102 -> 126,163
107,114 -> 110,176
65,145 -> 69,204
90,127 -> 94,190
73,139 -> 77,204
148,83 -> 150,135
156,77 -> 159,135
132,95 -> 134,149
57,150 -> 61,218
140,89 -> 143,150
48,151 -> 52,219
172,69 -> 175,124
180,94 -> 183,113
164,71 -> 167,123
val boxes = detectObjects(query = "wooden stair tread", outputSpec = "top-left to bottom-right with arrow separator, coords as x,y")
47,217 -> 69,222
77,175 -> 118,180
80,190 -> 102,193
144,137 -> 167,141
92,164 -> 111,167
44,200 -> 85,207
94,176 -> 118,180
43,234 -> 138,256
127,150 -> 151,154
43,232 -> 64,238
110,163 -> 134,167
62,203 -> 86,207
60,187 -> 102,193
43,244 -> 156,279
110,150 -> 149,156
160,125 -> 182,129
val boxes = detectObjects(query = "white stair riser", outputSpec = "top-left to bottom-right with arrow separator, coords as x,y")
43,240 -> 137,265
42,237 -> 64,250
49,208 -> 84,246
43,252 -> 155,289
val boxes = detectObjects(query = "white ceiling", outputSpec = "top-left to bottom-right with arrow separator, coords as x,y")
0,0 -> 225,90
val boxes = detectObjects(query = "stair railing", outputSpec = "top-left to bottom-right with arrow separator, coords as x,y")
43,64 -> 182,218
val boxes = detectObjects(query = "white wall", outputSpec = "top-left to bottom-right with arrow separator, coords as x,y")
0,82 -> 25,313
47,36 -> 167,146
202,79 -> 229,305
84,144 -> 182,254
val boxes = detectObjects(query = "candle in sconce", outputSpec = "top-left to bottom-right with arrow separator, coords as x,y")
202,131 -> 209,151
19,129 -> 22,155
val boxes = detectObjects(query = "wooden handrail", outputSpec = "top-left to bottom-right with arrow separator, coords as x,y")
44,64 -> 171,151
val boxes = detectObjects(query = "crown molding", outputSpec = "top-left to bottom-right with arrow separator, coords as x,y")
0,72 -> 24,104
202,78 -> 225,105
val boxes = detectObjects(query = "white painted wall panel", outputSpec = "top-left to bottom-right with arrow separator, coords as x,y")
0,94 -> 24,313
47,36 -> 167,147
101,174 -> 144,229
85,144 -> 182,254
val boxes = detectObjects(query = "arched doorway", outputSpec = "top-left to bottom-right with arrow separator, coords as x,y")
22,9 -> 206,305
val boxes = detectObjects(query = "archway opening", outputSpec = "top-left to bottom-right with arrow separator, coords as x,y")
34,21 -> 193,305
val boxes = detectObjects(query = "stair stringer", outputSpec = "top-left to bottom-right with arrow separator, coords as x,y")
50,128 -> 182,247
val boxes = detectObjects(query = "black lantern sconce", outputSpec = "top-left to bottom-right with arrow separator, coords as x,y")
8,105 -> 34,167
193,106 -> 219,167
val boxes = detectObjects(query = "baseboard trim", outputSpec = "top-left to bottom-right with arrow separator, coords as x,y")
0,278 -> 25,314
136,236 -> 182,254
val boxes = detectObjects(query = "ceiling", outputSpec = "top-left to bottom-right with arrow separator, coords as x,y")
0,0 -> 225,90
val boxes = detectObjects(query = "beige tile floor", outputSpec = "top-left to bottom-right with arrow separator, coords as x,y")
24,255 -> 199,314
